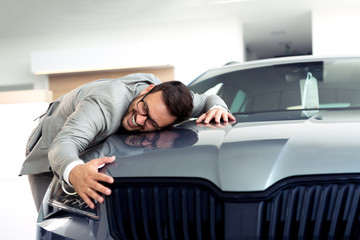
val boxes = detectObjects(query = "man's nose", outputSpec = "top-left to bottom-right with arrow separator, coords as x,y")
136,114 -> 148,126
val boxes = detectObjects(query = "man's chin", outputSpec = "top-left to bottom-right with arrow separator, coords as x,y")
124,124 -> 136,132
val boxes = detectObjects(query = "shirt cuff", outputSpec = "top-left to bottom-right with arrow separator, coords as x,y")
63,160 -> 84,187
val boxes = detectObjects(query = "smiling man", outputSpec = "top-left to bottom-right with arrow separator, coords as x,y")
121,83 -> 184,132
20,73 -> 234,210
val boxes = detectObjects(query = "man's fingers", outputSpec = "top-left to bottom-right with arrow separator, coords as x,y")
93,156 -> 116,167
95,172 -> 114,184
79,191 -> 95,209
214,111 -> 223,123
69,157 -> 116,208
195,113 -> 206,123
86,187 -> 105,204
92,174 -> 113,194
197,108 -> 236,124
228,113 -> 236,121
221,112 -> 228,122
79,181 -> 110,207
203,110 -> 216,124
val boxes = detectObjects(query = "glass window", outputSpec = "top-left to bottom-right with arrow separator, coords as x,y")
230,90 -> 246,113
189,58 -> 360,114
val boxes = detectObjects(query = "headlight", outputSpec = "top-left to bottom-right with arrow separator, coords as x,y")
45,178 -> 99,220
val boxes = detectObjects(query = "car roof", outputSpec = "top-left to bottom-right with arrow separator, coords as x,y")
191,55 -> 360,84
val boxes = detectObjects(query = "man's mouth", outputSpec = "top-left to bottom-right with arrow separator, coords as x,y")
131,113 -> 139,128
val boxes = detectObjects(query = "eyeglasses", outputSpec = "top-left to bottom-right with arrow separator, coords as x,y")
137,132 -> 160,149
136,92 -> 160,130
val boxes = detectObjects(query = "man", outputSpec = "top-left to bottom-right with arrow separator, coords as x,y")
20,73 -> 234,210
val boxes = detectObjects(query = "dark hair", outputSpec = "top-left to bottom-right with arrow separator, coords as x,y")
151,81 -> 193,124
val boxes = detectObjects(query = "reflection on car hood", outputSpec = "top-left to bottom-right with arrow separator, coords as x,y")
94,110 -> 360,192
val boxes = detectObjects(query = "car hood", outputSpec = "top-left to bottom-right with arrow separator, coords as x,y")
93,110 -> 360,192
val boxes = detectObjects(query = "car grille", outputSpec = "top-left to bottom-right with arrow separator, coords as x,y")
107,182 -> 223,240
106,177 -> 360,240
262,182 -> 360,240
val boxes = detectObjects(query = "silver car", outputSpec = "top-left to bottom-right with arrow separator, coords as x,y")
37,56 -> 360,239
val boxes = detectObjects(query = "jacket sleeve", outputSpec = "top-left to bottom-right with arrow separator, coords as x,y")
191,92 -> 230,118
48,95 -> 121,181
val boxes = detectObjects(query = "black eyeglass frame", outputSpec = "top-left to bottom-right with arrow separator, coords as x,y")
136,91 -> 161,131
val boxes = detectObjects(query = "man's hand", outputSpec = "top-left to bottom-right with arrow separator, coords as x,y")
69,156 -> 115,209
196,107 -> 235,124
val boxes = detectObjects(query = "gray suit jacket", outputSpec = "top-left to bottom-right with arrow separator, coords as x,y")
20,73 -> 228,180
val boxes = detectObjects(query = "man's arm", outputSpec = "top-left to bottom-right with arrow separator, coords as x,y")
191,92 -> 235,123
48,96 -> 120,208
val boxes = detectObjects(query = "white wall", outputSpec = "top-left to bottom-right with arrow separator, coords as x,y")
0,17 -> 244,89
0,102 -> 49,240
312,6 -> 360,56
0,36 -> 48,89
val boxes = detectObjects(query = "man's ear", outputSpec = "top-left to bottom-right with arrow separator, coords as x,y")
140,84 -> 155,95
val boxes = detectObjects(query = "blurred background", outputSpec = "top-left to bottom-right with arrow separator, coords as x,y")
0,0 -> 360,238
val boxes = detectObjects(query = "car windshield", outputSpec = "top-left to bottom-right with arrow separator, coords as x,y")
189,58 -> 360,115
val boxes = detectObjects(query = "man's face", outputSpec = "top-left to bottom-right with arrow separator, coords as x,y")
122,91 -> 177,132
124,131 -> 180,149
